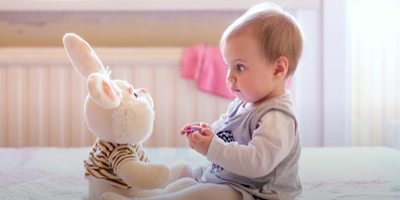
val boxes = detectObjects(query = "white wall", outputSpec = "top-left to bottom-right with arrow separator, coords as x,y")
322,0 -> 350,146
293,9 -> 323,147
292,0 -> 350,147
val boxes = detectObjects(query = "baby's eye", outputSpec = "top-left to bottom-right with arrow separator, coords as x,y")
235,64 -> 246,72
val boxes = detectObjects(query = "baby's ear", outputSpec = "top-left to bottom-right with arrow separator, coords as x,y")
87,73 -> 122,109
63,33 -> 106,78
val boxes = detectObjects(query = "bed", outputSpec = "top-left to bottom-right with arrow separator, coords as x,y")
1,147 -> 399,200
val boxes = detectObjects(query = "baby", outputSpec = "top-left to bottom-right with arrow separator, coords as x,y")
103,2 -> 303,200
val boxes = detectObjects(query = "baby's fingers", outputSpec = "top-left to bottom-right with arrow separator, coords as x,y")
200,123 -> 209,128
181,123 -> 200,133
192,132 -> 209,142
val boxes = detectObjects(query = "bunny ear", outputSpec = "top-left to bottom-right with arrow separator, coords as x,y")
63,33 -> 106,78
87,73 -> 122,109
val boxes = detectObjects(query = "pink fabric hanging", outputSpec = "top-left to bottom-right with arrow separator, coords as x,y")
181,45 -> 234,99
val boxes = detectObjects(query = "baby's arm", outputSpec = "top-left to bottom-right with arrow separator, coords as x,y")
207,111 -> 296,178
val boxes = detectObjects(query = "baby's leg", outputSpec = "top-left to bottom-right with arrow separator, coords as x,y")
138,183 -> 242,200
101,178 -> 197,200
167,161 -> 194,183
164,177 -> 198,193
101,183 -> 241,200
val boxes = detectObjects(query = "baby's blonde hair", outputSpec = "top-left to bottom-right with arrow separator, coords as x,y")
220,3 -> 303,77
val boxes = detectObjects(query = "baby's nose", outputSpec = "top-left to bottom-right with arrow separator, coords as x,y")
226,78 -> 235,87
226,70 -> 236,81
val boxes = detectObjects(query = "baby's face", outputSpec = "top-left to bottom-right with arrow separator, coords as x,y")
222,31 -> 284,104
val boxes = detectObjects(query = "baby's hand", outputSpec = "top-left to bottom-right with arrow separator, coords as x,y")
187,128 -> 214,156
181,123 -> 214,156
180,123 -> 209,135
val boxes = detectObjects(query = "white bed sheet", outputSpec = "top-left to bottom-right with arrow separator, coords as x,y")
0,147 -> 399,200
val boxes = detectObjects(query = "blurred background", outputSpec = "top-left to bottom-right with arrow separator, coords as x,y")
0,0 -> 399,149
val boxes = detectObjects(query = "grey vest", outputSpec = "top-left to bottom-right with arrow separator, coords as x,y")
203,94 -> 302,200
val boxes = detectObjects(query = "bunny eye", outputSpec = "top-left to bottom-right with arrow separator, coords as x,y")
133,92 -> 138,98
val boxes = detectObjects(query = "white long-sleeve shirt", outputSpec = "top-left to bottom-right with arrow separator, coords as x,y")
197,93 -> 302,200
207,110 -> 295,178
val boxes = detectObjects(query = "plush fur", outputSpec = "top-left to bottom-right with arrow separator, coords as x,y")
63,33 -> 193,200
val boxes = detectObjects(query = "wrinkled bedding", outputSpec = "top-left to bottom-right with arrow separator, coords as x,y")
0,147 -> 399,200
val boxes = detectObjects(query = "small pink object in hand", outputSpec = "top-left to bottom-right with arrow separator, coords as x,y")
181,126 -> 202,135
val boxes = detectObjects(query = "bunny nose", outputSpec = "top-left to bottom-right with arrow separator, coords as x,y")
139,88 -> 148,93
128,86 -> 134,94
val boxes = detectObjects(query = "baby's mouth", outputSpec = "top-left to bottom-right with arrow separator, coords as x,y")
231,87 -> 240,92
228,82 -> 240,92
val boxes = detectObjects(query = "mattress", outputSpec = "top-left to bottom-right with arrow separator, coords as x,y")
0,147 -> 399,199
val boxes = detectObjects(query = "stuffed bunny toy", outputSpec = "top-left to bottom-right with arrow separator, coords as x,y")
63,33 -> 193,200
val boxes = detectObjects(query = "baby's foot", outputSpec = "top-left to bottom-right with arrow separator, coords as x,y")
101,192 -> 131,200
